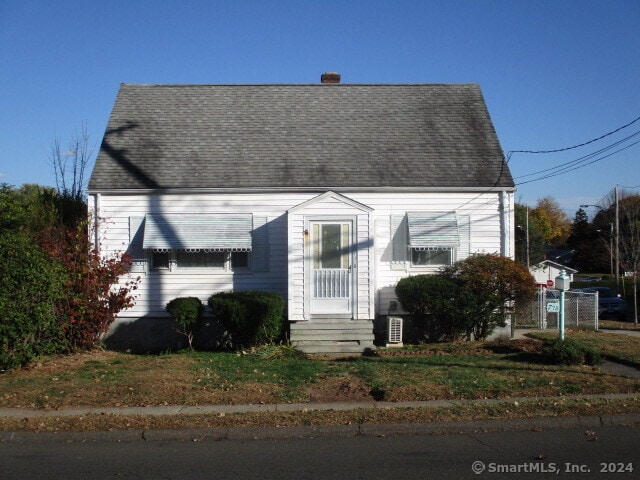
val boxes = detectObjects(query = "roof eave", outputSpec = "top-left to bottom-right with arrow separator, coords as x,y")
87,185 -> 516,195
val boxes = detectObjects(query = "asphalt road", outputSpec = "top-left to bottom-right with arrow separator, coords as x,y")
2,423 -> 639,480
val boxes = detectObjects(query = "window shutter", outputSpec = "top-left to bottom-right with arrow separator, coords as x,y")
390,214 -> 407,270
128,216 -> 147,273
252,216 -> 269,272
457,214 -> 471,261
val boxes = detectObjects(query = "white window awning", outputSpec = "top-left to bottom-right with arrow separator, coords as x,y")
142,214 -> 253,251
407,212 -> 460,250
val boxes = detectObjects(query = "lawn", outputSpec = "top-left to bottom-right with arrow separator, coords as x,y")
2,333 -> 640,432
2,335 -> 639,410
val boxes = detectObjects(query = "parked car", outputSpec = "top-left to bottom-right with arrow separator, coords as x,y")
575,287 -> 626,321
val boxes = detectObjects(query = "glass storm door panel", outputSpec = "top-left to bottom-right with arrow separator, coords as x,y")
310,222 -> 353,314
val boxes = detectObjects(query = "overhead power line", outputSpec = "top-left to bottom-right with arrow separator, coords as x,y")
508,114 -> 640,155
514,129 -> 640,180
515,140 -> 639,185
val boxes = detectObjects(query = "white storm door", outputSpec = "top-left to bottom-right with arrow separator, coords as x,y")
310,221 -> 353,314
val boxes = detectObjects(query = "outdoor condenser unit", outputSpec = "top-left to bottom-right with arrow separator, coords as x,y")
386,316 -> 403,347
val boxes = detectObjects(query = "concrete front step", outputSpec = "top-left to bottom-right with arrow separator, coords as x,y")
292,331 -> 374,341
290,319 -> 375,354
294,342 -> 376,354
291,320 -> 373,329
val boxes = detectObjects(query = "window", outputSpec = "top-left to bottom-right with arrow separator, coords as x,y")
176,251 -> 225,269
151,251 -> 170,269
231,251 -> 250,269
151,250 -> 249,271
392,212 -> 466,270
411,248 -> 453,267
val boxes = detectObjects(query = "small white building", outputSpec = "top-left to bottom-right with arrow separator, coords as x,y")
88,76 -> 516,353
530,260 -> 577,287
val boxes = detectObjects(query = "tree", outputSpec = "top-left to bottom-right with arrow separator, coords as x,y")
0,183 -> 58,238
566,208 -> 601,271
530,196 -> 571,247
618,195 -> 640,324
568,208 -> 590,241
48,123 -> 94,201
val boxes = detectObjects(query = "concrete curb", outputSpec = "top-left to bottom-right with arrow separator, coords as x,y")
2,393 -> 640,443
2,413 -> 640,444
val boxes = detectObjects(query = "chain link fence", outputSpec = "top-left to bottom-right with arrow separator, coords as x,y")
514,287 -> 598,331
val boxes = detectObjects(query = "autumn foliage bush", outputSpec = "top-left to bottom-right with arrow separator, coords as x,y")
40,223 -> 139,351
0,185 -> 139,369
396,253 -> 536,342
442,253 -> 537,340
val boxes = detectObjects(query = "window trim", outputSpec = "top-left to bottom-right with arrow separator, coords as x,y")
409,246 -> 455,268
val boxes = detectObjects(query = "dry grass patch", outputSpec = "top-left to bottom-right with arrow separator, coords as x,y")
600,320 -> 640,331
1,336 -> 640,416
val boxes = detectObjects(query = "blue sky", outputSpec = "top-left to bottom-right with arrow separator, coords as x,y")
1,0 -> 639,216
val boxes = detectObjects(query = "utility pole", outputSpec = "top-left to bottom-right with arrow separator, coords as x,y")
526,206 -> 530,268
615,185 -> 620,291
609,223 -> 614,277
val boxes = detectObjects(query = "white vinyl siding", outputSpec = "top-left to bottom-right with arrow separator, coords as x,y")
94,190 -> 510,319
251,216 -> 269,272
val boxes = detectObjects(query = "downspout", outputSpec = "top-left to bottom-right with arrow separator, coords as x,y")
500,190 -> 515,338
499,191 -> 513,259
92,193 -> 101,250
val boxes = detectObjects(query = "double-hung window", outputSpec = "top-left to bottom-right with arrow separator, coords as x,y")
392,211 -> 467,270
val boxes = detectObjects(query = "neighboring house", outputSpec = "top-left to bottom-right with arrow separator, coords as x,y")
530,260 -> 577,287
544,248 -> 575,266
88,74 -> 515,353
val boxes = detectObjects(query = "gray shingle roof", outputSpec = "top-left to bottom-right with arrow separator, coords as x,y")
88,83 -> 514,191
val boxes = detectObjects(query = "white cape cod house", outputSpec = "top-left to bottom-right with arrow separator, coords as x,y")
88,75 -> 515,353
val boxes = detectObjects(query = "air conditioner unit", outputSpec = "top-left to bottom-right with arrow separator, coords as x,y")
386,316 -> 403,347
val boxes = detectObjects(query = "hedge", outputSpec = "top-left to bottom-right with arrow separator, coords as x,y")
208,291 -> 285,348
0,231 -> 67,370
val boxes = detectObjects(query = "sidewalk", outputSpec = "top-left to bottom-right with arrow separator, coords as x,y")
2,393 -> 640,443
2,392 -> 639,419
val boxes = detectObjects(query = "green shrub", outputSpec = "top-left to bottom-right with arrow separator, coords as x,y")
166,297 -> 204,349
395,275 -> 463,342
208,291 -> 285,349
543,338 -> 602,366
0,231 -> 67,370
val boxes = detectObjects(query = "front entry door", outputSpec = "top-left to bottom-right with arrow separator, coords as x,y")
310,221 -> 353,314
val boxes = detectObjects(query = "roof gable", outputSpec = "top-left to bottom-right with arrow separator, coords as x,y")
89,83 -> 513,192
288,191 -> 374,213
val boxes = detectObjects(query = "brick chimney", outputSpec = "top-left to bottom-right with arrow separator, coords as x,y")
321,72 -> 341,84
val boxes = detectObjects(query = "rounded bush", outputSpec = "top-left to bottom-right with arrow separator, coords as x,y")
166,297 -> 204,349
543,338 -> 602,366
395,275 -> 462,342
166,297 -> 204,329
208,291 -> 285,349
